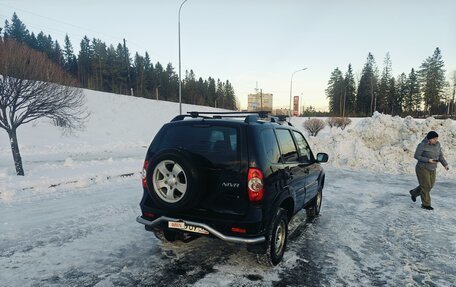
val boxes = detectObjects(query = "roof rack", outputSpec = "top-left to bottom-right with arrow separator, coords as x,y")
171,111 -> 293,126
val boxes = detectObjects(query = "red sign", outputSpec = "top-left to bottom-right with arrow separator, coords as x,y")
293,96 -> 299,116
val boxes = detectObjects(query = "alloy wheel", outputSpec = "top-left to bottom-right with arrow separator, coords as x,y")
152,160 -> 188,203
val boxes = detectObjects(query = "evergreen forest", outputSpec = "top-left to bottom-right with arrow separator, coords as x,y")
326,51 -> 455,117
1,13 -> 238,110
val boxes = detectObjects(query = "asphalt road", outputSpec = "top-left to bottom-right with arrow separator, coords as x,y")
1,168 -> 455,286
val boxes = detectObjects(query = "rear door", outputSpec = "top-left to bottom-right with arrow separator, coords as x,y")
158,123 -> 248,215
201,125 -> 247,215
275,128 -> 307,211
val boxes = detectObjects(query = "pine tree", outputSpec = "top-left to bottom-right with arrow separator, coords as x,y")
27,32 -> 38,50
91,38 -> 108,91
215,79 -> 224,108
134,52 -> 146,97
51,40 -> 64,67
397,73 -> 407,115
387,77 -> 399,115
196,78 -> 207,106
344,64 -> 356,116
143,52 -> 155,99
418,47 -> 446,115
207,77 -> 216,107
396,73 -> 409,114
407,68 -> 421,113
154,62 -> 164,100
6,13 -> 29,43
183,69 -> 197,104
105,44 -> 118,93
78,36 -> 92,88
325,68 -> 344,115
3,20 -> 10,39
224,80 -> 237,110
356,53 -> 378,116
63,34 -> 76,75
114,43 -> 128,94
378,53 -> 392,113
165,63 -> 178,102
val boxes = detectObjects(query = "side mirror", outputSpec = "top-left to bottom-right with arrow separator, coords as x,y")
316,153 -> 328,163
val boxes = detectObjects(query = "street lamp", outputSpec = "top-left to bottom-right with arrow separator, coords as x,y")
178,0 -> 188,115
289,68 -> 307,117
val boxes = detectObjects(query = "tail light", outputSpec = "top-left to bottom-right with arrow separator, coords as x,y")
231,227 -> 247,233
142,160 -> 149,189
247,167 -> 263,202
144,212 -> 156,219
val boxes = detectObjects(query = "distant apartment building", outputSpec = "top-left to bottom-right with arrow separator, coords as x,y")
247,92 -> 273,112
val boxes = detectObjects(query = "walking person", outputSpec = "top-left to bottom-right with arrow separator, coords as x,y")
410,131 -> 450,210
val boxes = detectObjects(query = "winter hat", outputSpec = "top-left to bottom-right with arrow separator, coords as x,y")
426,131 -> 439,140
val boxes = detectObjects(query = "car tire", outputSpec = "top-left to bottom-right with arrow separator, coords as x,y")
146,149 -> 205,212
306,187 -> 322,218
255,208 -> 288,266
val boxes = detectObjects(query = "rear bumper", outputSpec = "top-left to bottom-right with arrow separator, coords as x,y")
136,215 -> 265,244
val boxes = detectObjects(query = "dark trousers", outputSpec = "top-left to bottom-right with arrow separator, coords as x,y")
411,165 -> 436,207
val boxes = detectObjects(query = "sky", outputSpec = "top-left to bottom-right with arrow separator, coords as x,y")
0,0 -> 455,111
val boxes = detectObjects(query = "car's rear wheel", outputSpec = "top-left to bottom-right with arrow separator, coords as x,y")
254,208 -> 288,266
306,187 -> 322,218
153,229 -> 178,242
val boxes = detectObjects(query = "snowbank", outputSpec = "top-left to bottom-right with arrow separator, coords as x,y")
1,89 -> 455,200
292,112 -> 456,179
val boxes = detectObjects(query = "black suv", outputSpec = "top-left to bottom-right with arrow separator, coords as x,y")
137,111 -> 328,266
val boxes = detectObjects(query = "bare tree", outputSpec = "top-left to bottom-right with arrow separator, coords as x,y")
0,39 -> 88,175
303,118 -> 326,136
327,117 -> 352,130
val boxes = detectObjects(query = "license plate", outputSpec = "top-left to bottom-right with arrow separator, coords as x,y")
168,221 -> 209,235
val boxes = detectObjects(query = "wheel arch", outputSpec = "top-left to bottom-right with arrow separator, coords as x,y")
318,171 -> 325,189
279,197 -> 295,222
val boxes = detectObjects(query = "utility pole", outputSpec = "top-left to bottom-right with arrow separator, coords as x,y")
178,0 -> 188,115
260,89 -> 263,110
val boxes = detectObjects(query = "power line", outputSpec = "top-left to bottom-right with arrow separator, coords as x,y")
0,3 -> 164,59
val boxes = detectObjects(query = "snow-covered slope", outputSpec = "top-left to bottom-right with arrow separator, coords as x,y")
0,89 -> 229,198
0,89 -> 455,200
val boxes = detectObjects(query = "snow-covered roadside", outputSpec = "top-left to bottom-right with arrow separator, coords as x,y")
0,89 -> 229,200
291,113 -> 456,179
1,88 -> 455,200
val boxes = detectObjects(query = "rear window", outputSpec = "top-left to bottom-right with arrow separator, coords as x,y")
159,124 -> 239,169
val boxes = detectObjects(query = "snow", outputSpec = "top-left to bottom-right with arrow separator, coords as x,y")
291,112 -> 455,178
1,89 -> 455,286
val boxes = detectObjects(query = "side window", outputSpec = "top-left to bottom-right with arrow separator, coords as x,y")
261,129 -> 281,164
293,131 -> 313,162
275,129 -> 299,163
